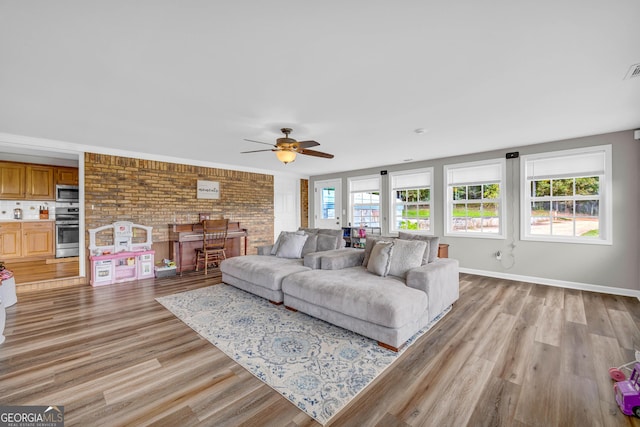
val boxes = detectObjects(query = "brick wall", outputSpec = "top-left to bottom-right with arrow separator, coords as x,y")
300,179 -> 309,228
84,153 -> 274,260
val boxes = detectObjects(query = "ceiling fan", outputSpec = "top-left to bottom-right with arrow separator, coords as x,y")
242,128 -> 334,164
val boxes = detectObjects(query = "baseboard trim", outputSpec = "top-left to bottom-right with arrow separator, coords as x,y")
459,267 -> 640,299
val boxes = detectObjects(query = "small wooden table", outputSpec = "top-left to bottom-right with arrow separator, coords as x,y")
438,243 -> 449,258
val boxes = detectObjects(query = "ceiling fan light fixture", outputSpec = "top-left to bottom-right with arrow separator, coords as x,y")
276,149 -> 297,164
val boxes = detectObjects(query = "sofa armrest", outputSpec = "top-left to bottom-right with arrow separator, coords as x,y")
320,248 -> 364,270
406,258 -> 459,320
303,248 -> 364,270
257,245 -> 274,255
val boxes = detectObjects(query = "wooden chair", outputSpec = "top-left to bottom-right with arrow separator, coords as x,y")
195,219 -> 228,275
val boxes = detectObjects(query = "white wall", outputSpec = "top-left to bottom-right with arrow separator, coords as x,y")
273,174 -> 300,240
310,130 -> 640,295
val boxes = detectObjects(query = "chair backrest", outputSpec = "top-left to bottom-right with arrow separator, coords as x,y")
202,219 -> 229,250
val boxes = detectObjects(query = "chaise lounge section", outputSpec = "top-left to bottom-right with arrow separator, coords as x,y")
221,229 -> 459,351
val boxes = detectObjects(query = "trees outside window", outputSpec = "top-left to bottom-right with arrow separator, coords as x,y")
444,159 -> 506,238
522,145 -> 611,243
389,168 -> 433,233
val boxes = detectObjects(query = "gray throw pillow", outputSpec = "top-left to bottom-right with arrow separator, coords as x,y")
298,227 -> 319,235
317,234 -> 340,252
362,236 -> 387,267
276,233 -> 309,259
398,232 -> 440,264
271,230 -> 305,255
366,241 -> 394,277
301,234 -> 318,257
388,239 -> 427,278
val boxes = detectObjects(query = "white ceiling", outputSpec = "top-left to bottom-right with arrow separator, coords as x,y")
1,1 -> 639,176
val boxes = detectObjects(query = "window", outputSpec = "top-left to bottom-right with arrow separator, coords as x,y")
389,168 -> 433,234
444,159 -> 506,238
320,187 -> 335,220
522,145 -> 611,244
349,175 -> 380,227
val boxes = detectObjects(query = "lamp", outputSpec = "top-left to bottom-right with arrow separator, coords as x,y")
275,149 -> 297,164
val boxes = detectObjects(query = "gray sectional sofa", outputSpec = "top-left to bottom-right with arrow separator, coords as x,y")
220,228 -> 459,351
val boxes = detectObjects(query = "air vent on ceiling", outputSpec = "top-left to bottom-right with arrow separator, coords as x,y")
624,63 -> 640,80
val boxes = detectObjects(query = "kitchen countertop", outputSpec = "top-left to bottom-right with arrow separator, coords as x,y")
0,218 -> 55,222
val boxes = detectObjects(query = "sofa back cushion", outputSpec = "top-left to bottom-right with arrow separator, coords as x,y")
299,228 -> 345,250
366,241 -> 394,277
398,232 -> 440,264
301,234 -> 319,257
276,233 -> 309,259
388,239 -> 427,278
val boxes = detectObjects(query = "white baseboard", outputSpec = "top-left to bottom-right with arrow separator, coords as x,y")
459,267 -> 640,299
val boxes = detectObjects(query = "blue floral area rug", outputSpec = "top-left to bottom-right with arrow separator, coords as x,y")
156,284 -> 450,425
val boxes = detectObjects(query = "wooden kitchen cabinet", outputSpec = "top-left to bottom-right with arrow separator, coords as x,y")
0,162 -> 26,199
0,222 -> 22,259
22,221 -> 54,257
26,165 -> 55,200
0,221 -> 54,259
55,167 -> 79,185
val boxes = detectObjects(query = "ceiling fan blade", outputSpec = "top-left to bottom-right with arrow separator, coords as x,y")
296,140 -> 320,149
298,148 -> 334,159
241,149 -> 276,154
244,138 -> 276,147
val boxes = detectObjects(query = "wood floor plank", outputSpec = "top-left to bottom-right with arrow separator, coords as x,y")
607,308 -> 640,351
589,333 -> 628,404
557,373 -> 604,427
469,375 -> 521,427
513,342 -> 562,426
534,305 -> 563,346
492,317 -> 537,385
561,320 -> 596,378
565,288 -> 587,324
583,291 -> 617,338
2,273 -> 640,426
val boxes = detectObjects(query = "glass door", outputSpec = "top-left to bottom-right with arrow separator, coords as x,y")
314,179 -> 342,229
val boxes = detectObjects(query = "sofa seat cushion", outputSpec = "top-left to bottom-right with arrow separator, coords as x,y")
282,266 -> 428,329
220,255 -> 310,291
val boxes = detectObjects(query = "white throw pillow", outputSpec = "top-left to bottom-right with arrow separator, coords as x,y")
276,233 -> 309,259
366,241 -> 394,277
388,239 -> 427,278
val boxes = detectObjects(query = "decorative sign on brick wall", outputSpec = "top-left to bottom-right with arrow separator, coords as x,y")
197,180 -> 220,199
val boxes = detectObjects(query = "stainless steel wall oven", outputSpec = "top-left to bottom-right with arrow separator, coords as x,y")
55,203 -> 79,258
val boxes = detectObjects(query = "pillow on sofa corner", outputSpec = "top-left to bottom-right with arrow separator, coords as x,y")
388,239 -> 427,278
301,234 -> 318,257
362,236 -> 387,267
398,232 -> 440,264
271,230 -> 305,255
366,241 -> 394,277
276,233 -> 309,259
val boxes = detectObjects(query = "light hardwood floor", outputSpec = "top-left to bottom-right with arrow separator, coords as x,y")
4,258 -> 79,284
1,272 -> 640,426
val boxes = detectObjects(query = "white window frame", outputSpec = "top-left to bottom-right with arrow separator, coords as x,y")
348,174 -> 381,228
521,145 -> 612,245
388,167 -> 434,235
444,158 -> 507,239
